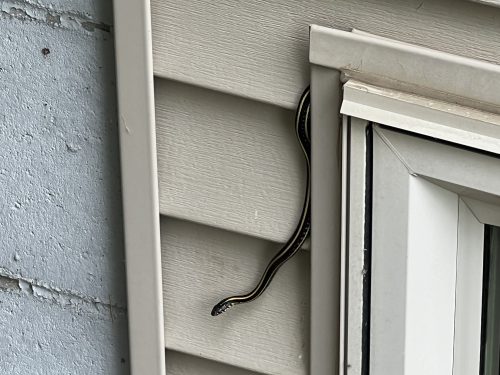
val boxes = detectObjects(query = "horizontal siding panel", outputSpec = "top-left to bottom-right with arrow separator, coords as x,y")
155,79 -> 306,244
166,350 -> 263,375
151,0 -> 500,109
161,217 -> 310,375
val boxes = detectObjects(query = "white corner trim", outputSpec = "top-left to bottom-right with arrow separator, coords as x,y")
341,80 -> 500,155
113,0 -> 166,374
309,25 -> 500,114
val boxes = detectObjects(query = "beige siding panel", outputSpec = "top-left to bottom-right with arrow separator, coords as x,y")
151,0 -> 500,109
161,217 -> 310,375
155,79 -> 306,244
166,350 -> 263,375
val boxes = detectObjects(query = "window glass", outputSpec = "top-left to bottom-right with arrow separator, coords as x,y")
482,225 -> 500,375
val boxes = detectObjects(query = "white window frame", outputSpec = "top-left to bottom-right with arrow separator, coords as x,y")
309,24 -> 500,374
113,0 -> 166,374
349,124 -> 500,375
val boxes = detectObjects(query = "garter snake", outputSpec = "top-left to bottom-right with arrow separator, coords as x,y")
211,87 -> 311,316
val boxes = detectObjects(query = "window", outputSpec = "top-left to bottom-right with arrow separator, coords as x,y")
346,122 -> 500,374
309,25 -> 500,374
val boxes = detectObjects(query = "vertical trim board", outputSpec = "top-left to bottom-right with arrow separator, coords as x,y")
310,65 -> 342,374
113,0 -> 166,374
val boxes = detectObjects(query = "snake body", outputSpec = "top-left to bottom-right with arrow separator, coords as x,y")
211,87 -> 311,316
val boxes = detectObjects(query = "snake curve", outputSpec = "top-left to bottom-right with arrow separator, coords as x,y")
211,87 -> 311,316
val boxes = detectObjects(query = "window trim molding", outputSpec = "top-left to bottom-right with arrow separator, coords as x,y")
343,123 -> 500,375
341,80 -> 500,155
309,24 -> 500,375
310,25 -> 500,115
113,0 -> 166,374
368,126 -> 498,374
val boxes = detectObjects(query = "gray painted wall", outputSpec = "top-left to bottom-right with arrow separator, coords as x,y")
0,1 -> 129,373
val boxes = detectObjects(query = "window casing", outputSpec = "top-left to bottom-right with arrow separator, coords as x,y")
345,122 -> 500,374
309,25 -> 500,374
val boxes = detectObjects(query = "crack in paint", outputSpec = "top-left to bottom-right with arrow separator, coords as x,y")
0,268 -> 126,317
0,0 -> 112,33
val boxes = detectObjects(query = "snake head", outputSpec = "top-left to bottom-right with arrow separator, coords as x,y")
211,300 -> 234,316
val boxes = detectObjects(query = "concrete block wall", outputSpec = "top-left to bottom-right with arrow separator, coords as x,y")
0,1 -> 129,373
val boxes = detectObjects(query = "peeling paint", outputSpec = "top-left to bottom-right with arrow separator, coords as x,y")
81,20 -> 111,33
0,275 -> 19,290
4,5 -> 34,21
0,268 -> 126,316
18,279 -> 31,293
1,0 -> 128,371
0,288 -> 130,373
0,0 -> 112,33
